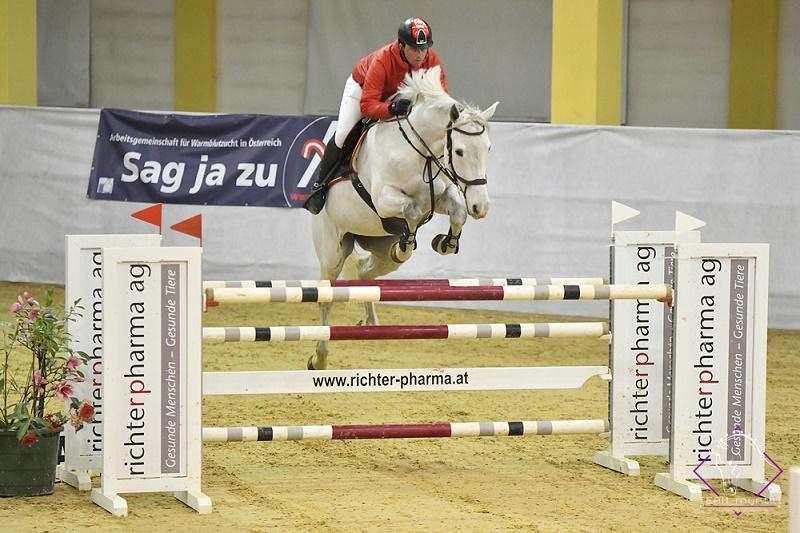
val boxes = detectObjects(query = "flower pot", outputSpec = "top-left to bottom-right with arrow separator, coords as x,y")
0,428 -> 62,497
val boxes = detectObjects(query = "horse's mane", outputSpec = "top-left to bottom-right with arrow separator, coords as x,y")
395,66 -> 489,128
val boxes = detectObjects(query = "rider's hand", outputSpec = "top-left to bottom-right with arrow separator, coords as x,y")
390,99 -> 412,116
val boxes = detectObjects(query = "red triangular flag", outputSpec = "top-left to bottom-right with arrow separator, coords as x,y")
131,204 -> 163,233
170,214 -> 202,241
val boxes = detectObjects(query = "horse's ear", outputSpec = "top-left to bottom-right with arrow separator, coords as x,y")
449,104 -> 460,122
480,101 -> 499,122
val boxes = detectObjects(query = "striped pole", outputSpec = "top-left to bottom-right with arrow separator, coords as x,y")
203,322 -> 609,342
203,277 -> 606,290
202,419 -> 610,442
205,283 -> 671,305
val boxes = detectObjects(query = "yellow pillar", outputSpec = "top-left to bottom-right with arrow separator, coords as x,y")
0,0 -> 37,105
175,0 -> 217,112
728,0 -> 780,129
551,0 -> 623,125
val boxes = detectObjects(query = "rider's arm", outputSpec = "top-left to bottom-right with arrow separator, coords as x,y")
360,60 -> 394,120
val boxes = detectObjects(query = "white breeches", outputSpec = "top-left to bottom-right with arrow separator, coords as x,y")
334,76 -> 363,148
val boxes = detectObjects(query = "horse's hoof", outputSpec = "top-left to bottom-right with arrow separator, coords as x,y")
390,242 -> 412,263
308,354 -> 328,370
432,234 -> 459,255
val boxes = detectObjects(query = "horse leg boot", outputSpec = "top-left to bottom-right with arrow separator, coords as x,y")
303,141 -> 343,214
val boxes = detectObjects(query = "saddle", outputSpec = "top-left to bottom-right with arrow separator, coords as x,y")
328,118 -> 375,185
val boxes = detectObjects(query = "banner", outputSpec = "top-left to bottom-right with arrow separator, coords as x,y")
86,109 -> 335,208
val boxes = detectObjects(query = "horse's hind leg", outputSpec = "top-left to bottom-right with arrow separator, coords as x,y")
342,249 -> 380,325
310,216 -> 355,370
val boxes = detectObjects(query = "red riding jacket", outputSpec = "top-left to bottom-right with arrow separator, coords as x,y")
351,41 -> 448,120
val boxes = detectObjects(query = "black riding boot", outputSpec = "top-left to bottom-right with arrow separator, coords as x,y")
303,142 -> 343,214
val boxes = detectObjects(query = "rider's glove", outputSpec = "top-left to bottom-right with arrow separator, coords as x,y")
389,99 -> 413,116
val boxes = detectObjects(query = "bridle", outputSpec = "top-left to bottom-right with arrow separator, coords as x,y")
395,112 -> 488,199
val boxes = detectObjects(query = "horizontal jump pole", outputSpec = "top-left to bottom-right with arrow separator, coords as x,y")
205,283 -> 671,304
203,322 -> 609,342
203,277 -> 606,290
202,366 -> 609,395
203,419 -> 610,442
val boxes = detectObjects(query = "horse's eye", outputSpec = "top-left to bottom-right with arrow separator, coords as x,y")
455,149 -> 464,157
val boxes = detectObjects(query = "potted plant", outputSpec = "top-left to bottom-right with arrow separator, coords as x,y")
0,289 -> 95,497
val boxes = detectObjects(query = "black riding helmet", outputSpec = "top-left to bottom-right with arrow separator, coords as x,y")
398,18 -> 433,50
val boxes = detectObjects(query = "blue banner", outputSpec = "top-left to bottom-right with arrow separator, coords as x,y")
87,108 -> 334,208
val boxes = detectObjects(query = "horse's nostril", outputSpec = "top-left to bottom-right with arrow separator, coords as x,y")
472,204 -> 479,214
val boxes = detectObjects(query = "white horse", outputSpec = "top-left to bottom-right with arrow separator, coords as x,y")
310,66 -> 498,370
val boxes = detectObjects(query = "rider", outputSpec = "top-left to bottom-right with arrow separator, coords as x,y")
303,17 -> 448,214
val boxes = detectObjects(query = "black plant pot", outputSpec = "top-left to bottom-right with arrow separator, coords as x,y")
0,428 -> 62,497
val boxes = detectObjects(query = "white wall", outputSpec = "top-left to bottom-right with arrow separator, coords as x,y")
1,106 -> 798,329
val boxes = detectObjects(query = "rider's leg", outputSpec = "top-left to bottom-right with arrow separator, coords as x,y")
303,77 -> 363,214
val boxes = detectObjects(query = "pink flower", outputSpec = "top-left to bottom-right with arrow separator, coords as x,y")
56,381 -> 74,401
27,309 -> 39,320
32,370 -> 48,391
65,355 -> 81,372
78,401 -> 95,422
22,291 -> 31,300
10,302 -> 22,312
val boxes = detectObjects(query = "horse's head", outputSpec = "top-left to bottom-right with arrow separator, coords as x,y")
445,101 -> 498,219
395,67 -> 499,220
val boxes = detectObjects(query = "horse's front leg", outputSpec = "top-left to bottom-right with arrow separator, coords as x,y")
432,183 -> 467,255
309,301 -> 332,370
374,185 -> 424,263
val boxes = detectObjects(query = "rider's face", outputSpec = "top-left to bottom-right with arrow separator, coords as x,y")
402,44 -> 428,68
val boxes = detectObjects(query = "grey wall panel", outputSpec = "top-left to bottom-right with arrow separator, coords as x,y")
779,0 -> 800,130
37,0 -> 90,107
304,0 -> 551,122
90,0 -> 174,111
626,0 -> 729,128
218,0 -> 308,114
